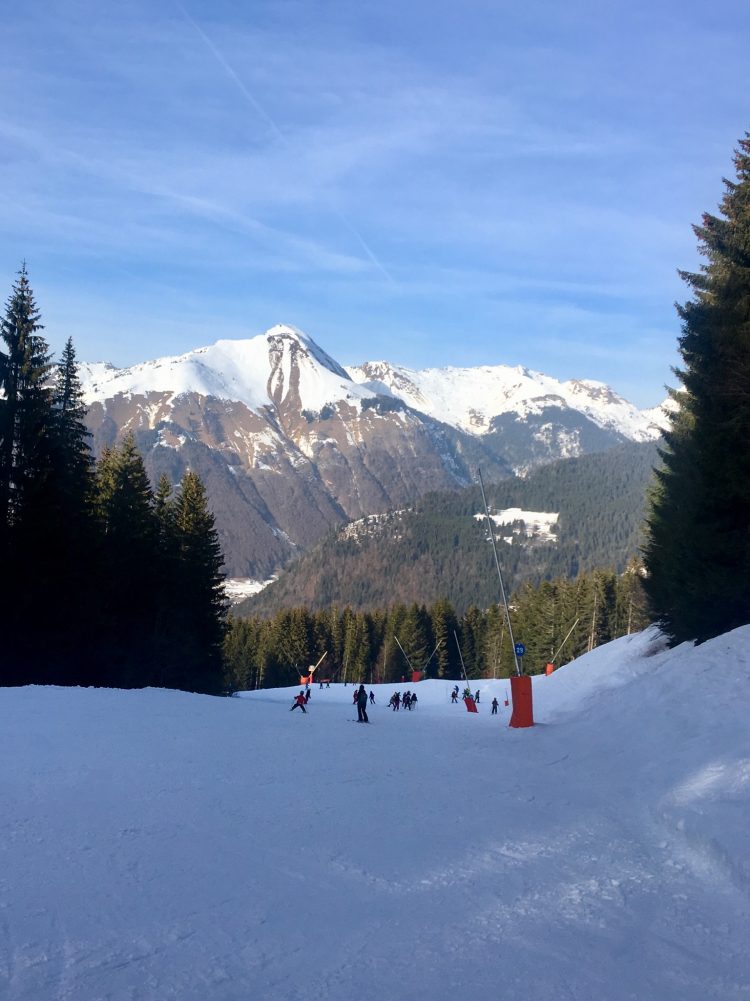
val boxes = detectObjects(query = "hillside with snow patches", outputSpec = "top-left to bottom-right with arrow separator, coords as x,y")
2,627 -> 748,1001
79,324 -> 666,442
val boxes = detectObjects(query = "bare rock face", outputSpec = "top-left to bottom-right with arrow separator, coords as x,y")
81,325 -> 663,577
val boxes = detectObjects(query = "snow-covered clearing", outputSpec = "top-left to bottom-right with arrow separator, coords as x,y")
223,577 -> 275,604
2,627 -> 749,1000
475,507 -> 559,543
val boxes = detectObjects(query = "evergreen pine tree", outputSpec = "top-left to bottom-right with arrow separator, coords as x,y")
644,133 -> 750,643
48,336 -> 98,682
0,264 -> 54,535
94,433 -> 159,685
428,597 -> 460,678
616,558 -> 650,636
171,470 -> 227,692
0,266 -> 58,682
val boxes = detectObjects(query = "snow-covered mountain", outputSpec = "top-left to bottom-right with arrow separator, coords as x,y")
81,325 -> 667,443
79,325 -> 667,576
348,358 -> 666,442
81,324 -> 367,415
3,626 -> 748,1001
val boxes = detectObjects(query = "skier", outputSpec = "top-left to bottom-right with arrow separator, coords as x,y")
290,691 -> 307,713
369,690 -> 375,705
356,684 -> 369,723
411,692 -> 418,709
453,685 -> 459,697
304,689 -> 311,704
451,690 -> 458,703
491,697 -> 499,715
353,689 -> 358,706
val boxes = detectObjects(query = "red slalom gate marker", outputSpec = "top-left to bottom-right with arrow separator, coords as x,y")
509,675 -> 534,728
464,696 -> 478,713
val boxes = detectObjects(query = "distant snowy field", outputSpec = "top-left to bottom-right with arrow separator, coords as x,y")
223,577 -> 275,604
2,628 -> 749,1001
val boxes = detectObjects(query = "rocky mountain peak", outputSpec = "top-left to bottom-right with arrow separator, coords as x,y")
79,323 -> 670,578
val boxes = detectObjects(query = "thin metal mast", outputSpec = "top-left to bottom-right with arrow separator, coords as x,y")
478,468 -> 521,676
453,630 -> 470,690
394,635 -> 414,673
550,618 -> 580,665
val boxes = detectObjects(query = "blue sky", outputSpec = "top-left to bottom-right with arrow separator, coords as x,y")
2,0 -> 748,406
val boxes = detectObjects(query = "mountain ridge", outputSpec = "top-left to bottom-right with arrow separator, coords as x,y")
80,324 -> 668,443
78,325 -> 667,576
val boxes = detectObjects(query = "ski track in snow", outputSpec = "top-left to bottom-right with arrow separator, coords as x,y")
1,627 -> 750,1000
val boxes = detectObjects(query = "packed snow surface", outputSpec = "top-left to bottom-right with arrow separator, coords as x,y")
2,627 -> 749,1001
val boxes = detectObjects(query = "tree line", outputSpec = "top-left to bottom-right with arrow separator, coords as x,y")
224,561 -> 651,690
0,266 -> 227,691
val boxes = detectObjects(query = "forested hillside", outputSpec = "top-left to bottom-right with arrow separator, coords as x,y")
238,440 -> 659,616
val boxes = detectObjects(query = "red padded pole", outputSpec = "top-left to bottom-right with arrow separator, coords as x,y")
509,675 -> 534,728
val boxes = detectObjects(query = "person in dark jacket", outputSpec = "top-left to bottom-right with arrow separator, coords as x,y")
290,691 -> 307,713
356,684 -> 369,722
491,697 -> 499,715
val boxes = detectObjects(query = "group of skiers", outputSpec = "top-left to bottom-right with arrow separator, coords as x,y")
291,682 -> 500,716
352,688 -> 376,707
450,685 -> 481,704
388,691 -> 417,711
447,684 -> 501,714
289,683 -> 422,717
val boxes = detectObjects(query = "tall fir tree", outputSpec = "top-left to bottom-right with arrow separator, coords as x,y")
0,264 -> 54,536
47,336 -> 98,681
428,597 -> 459,678
0,266 -> 59,682
94,433 -> 160,684
171,470 -> 227,692
52,337 -> 94,506
644,133 -> 750,643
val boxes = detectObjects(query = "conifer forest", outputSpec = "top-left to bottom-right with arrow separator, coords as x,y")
0,268 -> 227,691
223,563 -> 651,691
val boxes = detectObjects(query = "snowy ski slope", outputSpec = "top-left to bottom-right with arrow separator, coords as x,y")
1,626 -> 749,1000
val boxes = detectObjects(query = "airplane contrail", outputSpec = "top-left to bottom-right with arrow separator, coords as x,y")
175,2 -> 395,285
